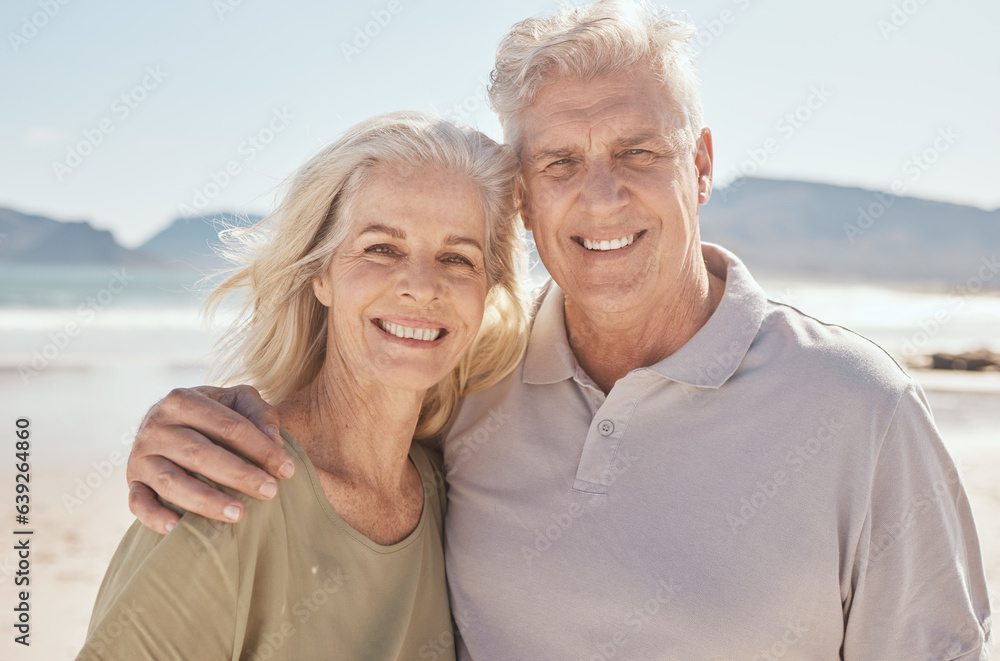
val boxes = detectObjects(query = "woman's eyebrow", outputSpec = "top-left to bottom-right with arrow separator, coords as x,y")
359,225 -> 483,252
445,235 -> 484,253
358,224 -> 406,239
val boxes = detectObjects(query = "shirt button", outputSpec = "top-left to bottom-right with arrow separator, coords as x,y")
598,420 -> 614,436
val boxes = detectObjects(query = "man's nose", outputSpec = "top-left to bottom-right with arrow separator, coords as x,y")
579,160 -> 629,217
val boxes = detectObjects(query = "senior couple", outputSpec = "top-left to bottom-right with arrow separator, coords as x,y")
80,1 -> 992,659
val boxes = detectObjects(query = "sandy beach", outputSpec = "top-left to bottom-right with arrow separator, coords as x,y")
0,367 -> 994,659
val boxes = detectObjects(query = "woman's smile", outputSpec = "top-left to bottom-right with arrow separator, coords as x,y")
373,318 -> 448,344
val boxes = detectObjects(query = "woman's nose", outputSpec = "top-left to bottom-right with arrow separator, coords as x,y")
395,259 -> 441,305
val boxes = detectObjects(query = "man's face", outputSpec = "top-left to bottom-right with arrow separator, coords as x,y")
517,67 -> 713,318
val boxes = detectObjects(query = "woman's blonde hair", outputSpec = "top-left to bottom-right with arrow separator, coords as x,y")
204,111 -> 529,439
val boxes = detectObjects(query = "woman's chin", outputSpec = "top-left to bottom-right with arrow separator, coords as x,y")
369,363 -> 453,394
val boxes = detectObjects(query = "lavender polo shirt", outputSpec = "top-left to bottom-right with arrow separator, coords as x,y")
441,244 -> 992,660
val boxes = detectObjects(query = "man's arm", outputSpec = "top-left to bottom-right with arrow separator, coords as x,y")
842,381 -> 993,659
126,385 -> 295,534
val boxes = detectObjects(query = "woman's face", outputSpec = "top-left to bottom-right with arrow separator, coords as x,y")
314,165 -> 491,393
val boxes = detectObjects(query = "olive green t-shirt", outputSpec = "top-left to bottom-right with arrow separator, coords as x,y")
78,431 -> 455,661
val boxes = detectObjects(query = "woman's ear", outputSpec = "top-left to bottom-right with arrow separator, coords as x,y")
312,273 -> 332,307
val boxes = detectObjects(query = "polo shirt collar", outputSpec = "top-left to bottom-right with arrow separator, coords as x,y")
523,281 -> 577,385
521,243 -> 768,389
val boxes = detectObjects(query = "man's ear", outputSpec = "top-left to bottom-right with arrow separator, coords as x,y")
312,273 -> 332,307
696,127 -> 714,205
516,179 -> 531,231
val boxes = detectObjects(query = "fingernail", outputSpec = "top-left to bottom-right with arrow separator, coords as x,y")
164,520 -> 176,533
223,505 -> 242,522
266,426 -> 281,441
278,462 -> 295,479
259,481 -> 277,499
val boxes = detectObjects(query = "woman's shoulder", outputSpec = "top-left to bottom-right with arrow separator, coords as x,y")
154,431 -> 314,550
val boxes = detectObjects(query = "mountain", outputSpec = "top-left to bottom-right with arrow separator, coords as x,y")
139,213 -> 264,271
0,208 -> 264,272
0,207 -> 156,267
2,180 -> 997,289
700,178 -> 1000,288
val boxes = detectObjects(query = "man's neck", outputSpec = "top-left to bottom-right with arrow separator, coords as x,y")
563,258 -> 725,394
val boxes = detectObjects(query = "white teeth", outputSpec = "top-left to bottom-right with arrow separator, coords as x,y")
377,320 -> 441,342
582,234 -> 636,251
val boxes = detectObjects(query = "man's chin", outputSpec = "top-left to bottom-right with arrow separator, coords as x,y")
561,279 -> 652,318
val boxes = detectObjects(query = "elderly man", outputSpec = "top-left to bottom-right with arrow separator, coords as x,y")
125,1 -> 992,658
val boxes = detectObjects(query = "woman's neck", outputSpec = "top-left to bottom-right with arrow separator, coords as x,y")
277,362 -> 425,498
276,362 -> 428,545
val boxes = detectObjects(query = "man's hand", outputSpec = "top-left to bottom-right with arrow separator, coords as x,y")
126,385 -> 295,534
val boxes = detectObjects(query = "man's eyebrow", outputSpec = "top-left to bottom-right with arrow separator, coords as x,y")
526,131 -> 691,164
358,224 -> 405,239
613,131 -> 690,151
525,147 -> 577,165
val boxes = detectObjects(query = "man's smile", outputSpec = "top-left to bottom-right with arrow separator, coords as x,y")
573,230 -> 646,252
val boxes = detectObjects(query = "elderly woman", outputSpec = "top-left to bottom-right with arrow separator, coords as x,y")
77,112 -> 527,660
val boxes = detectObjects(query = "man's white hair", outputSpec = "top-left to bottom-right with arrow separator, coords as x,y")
489,0 -> 704,154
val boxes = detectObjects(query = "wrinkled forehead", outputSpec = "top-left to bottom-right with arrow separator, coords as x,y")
516,71 -> 692,156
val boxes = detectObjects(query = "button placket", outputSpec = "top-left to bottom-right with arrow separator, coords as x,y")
572,372 -> 655,494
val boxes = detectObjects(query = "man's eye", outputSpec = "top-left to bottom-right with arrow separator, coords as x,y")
625,149 -> 650,155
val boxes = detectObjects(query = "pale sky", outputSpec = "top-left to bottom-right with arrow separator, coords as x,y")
2,0 -> 998,247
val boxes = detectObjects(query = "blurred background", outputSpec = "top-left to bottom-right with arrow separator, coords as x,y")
1,0 -> 998,657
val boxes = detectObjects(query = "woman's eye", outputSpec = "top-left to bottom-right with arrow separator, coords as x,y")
548,159 -> 571,167
364,244 -> 395,255
445,254 -> 475,267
